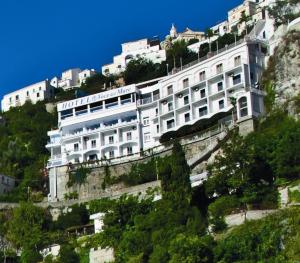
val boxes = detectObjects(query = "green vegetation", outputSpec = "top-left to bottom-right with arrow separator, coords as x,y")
67,166 -> 92,187
215,208 -> 300,262
0,101 -> 57,201
268,0 -> 300,28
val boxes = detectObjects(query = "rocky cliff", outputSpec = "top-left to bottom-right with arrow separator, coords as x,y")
264,29 -> 300,115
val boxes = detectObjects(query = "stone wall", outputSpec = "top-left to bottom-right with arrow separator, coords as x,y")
49,120 -> 255,202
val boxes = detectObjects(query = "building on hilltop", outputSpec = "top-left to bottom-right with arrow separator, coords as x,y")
101,38 -> 167,76
51,68 -> 96,91
163,24 -> 206,49
46,38 -> 267,202
228,0 -> 257,34
1,80 -> 55,112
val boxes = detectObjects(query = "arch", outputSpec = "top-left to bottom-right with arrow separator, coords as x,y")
238,96 -> 248,118
125,55 -> 134,65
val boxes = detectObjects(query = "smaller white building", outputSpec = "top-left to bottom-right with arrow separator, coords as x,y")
40,244 -> 60,259
90,213 -> 105,234
0,174 -> 15,195
89,213 -> 114,263
1,80 -> 54,112
211,20 -> 229,36
79,69 -> 96,85
102,38 -> 166,75
51,68 -> 96,91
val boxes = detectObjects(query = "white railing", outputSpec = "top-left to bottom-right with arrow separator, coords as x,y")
169,39 -> 245,76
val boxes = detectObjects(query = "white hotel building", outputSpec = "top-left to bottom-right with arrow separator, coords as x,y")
47,38 -> 265,170
1,80 -> 55,112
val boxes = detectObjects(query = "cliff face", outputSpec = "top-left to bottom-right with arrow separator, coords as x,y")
273,31 -> 300,105
266,30 -> 300,115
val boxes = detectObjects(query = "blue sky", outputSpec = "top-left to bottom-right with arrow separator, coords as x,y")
0,0 -> 242,99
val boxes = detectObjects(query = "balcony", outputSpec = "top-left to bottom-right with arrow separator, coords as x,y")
62,117 -> 138,139
105,101 -> 119,109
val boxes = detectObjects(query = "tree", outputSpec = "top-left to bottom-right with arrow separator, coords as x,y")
123,58 -> 164,85
20,249 -> 43,263
6,202 -> 47,251
268,0 -> 300,28
59,244 -> 80,263
206,129 -> 254,198
239,12 -> 251,35
205,28 -> 215,52
168,234 -> 214,263
160,140 -> 191,206
166,40 -> 197,70
81,73 -> 116,95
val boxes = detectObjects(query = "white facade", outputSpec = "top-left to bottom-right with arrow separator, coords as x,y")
102,38 -> 166,75
79,69 -> 96,85
0,174 -> 15,195
1,80 -> 54,112
90,213 -> 105,233
40,245 -> 60,259
228,0 -> 257,33
211,20 -> 230,36
51,68 -> 96,91
47,39 -> 266,201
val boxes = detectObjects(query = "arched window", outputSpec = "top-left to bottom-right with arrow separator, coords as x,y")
239,97 -> 248,117
125,55 -> 134,65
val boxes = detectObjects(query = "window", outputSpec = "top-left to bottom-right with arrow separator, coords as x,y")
156,125 -> 160,133
184,113 -> 190,122
234,56 -> 241,67
74,143 -> 79,152
200,89 -> 206,98
167,85 -> 173,95
183,78 -> 189,88
144,132 -> 151,142
109,136 -> 114,144
26,91 -> 29,97
127,132 -> 132,141
90,101 -> 103,112
199,71 -> 206,81
127,146 -> 133,155
16,95 -> 19,101
168,102 -> 173,111
216,63 -> 223,74
239,97 -> 248,117
61,109 -> 73,120
219,100 -> 225,109
9,97 -> 12,103
89,154 -> 97,161
167,119 -> 175,129
155,108 -> 158,116
233,74 -> 241,85
91,140 -> 96,148
74,158 -> 80,163
199,106 -> 208,117
184,96 -> 189,105
143,117 -> 150,126
153,90 -> 160,101
105,97 -> 118,109
109,150 -> 114,159
217,82 -> 223,91
37,92 -> 40,98
121,94 -> 131,105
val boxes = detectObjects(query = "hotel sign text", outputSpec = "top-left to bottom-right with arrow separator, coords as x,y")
57,85 -> 136,111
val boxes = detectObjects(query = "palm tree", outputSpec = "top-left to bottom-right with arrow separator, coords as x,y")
239,12 -> 251,35
205,28 -> 215,53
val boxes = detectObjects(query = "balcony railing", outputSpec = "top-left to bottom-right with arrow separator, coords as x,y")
169,38 -> 245,76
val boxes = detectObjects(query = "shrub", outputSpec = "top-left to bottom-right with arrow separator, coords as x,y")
208,195 -> 241,232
